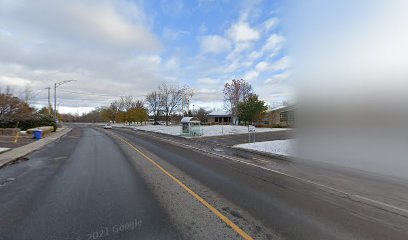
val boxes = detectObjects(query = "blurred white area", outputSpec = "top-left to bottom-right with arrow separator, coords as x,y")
287,1 -> 408,178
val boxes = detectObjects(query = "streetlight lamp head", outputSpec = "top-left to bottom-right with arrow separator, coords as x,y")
56,80 -> 77,87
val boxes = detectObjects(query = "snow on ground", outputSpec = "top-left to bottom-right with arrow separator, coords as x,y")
111,123 -> 288,137
234,140 -> 294,157
0,147 -> 11,153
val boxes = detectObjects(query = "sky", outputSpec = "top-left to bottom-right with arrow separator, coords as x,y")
0,0 -> 292,114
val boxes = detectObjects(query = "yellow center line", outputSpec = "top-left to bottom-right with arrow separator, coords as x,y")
114,133 -> 253,240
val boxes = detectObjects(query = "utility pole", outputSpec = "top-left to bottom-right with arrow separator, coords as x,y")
45,87 -> 51,114
54,80 -> 77,121
54,83 -> 57,120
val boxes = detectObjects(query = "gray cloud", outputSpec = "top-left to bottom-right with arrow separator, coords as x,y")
0,0 -> 164,111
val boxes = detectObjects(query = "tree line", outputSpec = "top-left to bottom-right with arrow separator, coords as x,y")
61,83 -> 195,125
1,79 -> 267,126
99,96 -> 148,125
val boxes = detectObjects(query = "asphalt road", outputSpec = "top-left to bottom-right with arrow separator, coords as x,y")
0,125 -> 407,240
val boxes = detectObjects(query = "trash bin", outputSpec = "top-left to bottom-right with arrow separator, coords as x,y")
33,130 -> 43,139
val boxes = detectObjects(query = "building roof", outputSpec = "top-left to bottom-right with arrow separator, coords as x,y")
208,111 -> 231,117
268,105 -> 296,112
270,105 -> 287,111
181,117 -> 200,123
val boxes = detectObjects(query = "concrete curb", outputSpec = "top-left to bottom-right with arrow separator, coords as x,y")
0,128 -> 72,168
230,146 -> 292,161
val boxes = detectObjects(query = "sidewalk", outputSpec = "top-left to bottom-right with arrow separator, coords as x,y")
0,128 -> 72,168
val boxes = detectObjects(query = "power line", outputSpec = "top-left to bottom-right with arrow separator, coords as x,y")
4,86 -> 146,99
33,97 -> 114,102
57,89 -> 146,98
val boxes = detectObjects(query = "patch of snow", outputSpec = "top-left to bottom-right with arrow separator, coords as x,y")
208,110 -> 231,116
270,105 -> 287,111
234,140 -> 294,157
0,147 -> 11,153
111,123 -> 289,137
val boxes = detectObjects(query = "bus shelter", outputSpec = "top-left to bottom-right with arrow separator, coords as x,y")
181,117 -> 201,136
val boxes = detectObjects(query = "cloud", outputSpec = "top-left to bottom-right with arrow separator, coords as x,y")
238,0 -> 264,22
223,61 -> 241,73
0,76 -> 31,87
0,0 -> 164,111
197,78 -> 219,85
248,51 -> 262,60
262,34 -> 285,54
255,61 -> 269,72
255,56 -> 291,73
193,88 -> 223,102
263,17 -> 279,31
227,22 -> 260,42
66,3 -> 159,50
163,28 -> 189,40
254,82 -> 295,103
0,0 -> 293,112
200,35 -> 232,54
265,72 -> 290,84
0,0 -> 160,51
226,42 -> 254,62
243,70 -> 260,81
164,57 -> 180,70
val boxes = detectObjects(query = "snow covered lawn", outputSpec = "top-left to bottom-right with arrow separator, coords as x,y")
0,147 -> 11,154
234,139 -> 294,157
111,123 -> 288,137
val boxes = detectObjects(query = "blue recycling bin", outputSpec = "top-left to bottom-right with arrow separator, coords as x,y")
33,130 -> 43,139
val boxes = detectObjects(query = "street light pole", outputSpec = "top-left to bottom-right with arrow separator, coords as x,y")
54,83 -> 57,120
54,80 -> 77,121
45,87 -> 51,114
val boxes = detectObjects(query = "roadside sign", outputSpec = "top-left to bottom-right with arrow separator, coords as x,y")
248,125 -> 256,143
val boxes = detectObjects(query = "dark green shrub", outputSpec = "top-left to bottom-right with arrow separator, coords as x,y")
0,113 -> 57,131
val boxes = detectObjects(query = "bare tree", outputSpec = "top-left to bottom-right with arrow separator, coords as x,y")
109,100 -> 121,122
133,99 -> 144,108
21,86 -> 34,104
119,96 -> 134,112
159,83 -> 173,126
195,107 -> 209,122
0,93 -> 32,120
158,83 -> 192,126
181,87 -> 194,116
223,79 -> 253,125
146,91 -> 161,124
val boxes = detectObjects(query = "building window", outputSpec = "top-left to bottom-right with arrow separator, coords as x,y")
288,110 -> 295,123
280,110 -> 295,124
280,111 -> 288,122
